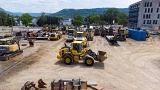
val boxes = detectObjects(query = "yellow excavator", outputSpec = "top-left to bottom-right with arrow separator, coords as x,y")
0,38 -> 23,60
84,28 -> 94,41
57,41 -> 107,66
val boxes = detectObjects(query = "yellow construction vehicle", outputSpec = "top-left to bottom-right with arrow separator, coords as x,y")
57,41 -> 107,66
84,28 -> 94,41
42,25 -> 49,31
0,38 -> 23,60
48,29 -> 62,40
74,31 -> 88,47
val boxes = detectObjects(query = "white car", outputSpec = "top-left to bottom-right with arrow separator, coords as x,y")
66,33 -> 74,42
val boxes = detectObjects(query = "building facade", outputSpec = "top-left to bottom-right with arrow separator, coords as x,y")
60,18 -> 72,26
129,0 -> 160,30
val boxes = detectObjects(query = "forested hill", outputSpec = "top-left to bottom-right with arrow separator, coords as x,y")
51,8 -> 129,18
0,7 -> 128,18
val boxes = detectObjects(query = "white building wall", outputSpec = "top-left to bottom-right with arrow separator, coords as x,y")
137,0 -> 160,30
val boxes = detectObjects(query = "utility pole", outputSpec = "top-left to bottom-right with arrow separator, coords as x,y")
9,17 -> 13,36
50,11 -> 51,31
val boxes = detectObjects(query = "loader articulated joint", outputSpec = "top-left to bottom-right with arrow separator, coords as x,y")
87,49 -> 97,59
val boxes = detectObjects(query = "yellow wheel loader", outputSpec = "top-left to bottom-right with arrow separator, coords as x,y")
73,32 -> 88,48
48,29 -> 62,40
57,41 -> 107,66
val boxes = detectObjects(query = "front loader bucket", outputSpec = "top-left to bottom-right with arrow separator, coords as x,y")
97,51 -> 107,62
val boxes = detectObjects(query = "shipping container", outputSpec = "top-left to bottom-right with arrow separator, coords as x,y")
128,29 -> 146,41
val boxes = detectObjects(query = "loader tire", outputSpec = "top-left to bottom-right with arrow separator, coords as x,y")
84,57 -> 94,66
63,55 -> 73,65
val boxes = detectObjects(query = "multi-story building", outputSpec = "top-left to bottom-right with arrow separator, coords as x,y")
129,0 -> 160,30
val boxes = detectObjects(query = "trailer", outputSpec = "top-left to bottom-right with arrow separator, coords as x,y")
28,37 -> 48,40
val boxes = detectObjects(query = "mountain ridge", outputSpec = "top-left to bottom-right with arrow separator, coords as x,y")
0,7 -> 129,18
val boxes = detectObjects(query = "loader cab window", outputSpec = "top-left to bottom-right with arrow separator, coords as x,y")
0,40 -> 12,45
6,40 -> 12,45
0,41 -> 6,45
68,33 -> 73,38
73,43 -> 83,53
76,33 -> 83,37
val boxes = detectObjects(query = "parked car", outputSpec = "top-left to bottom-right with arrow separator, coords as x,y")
150,30 -> 158,35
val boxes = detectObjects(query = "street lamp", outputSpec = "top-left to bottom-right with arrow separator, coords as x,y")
9,17 -> 13,36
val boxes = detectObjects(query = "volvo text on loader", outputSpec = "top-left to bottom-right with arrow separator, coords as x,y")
57,41 -> 107,66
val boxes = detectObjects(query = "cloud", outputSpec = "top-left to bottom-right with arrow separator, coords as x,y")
0,0 -> 140,13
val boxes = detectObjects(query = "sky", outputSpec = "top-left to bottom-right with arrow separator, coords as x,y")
0,0 -> 140,13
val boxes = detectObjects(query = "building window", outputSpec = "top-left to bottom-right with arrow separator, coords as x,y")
157,8 -> 159,13
147,20 -> 149,24
151,8 -> 153,13
150,2 -> 152,7
155,20 -> 158,24
143,14 -> 145,19
144,2 -> 147,7
159,2 -> 160,7
143,20 -> 146,24
149,14 -> 151,19
158,14 -> 160,19
150,20 -> 152,24
148,8 -> 150,13
145,8 -> 147,13
146,14 -> 148,19
153,20 -> 158,24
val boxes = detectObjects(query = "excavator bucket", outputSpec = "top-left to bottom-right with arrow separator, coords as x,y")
97,51 -> 107,62
38,79 -> 47,88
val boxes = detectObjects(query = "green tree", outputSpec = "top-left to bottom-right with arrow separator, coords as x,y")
0,11 -> 7,26
37,12 -> 47,26
104,8 -> 119,24
118,12 -> 129,26
99,21 -> 108,25
20,13 -> 33,27
72,14 -> 83,27
89,14 -> 100,25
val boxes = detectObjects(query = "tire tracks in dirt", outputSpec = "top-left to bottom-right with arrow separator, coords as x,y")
0,38 -> 65,81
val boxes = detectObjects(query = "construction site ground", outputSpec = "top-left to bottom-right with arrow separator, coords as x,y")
0,35 -> 160,90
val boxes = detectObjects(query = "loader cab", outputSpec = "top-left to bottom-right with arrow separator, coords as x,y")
0,39 -> 16,45
76,32 -> 83,37
71,41 -> 83,54
0,38 -> 19,53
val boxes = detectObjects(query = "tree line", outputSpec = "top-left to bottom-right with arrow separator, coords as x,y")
73,8 -> 129,27
0,11 -> 33,27
0,8 -> 128,27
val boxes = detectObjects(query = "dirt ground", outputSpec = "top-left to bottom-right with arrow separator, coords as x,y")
0,35 -> 160,90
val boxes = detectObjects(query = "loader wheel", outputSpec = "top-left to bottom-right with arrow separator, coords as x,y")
63,55 -> 73,65
84,57 -> 94,66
